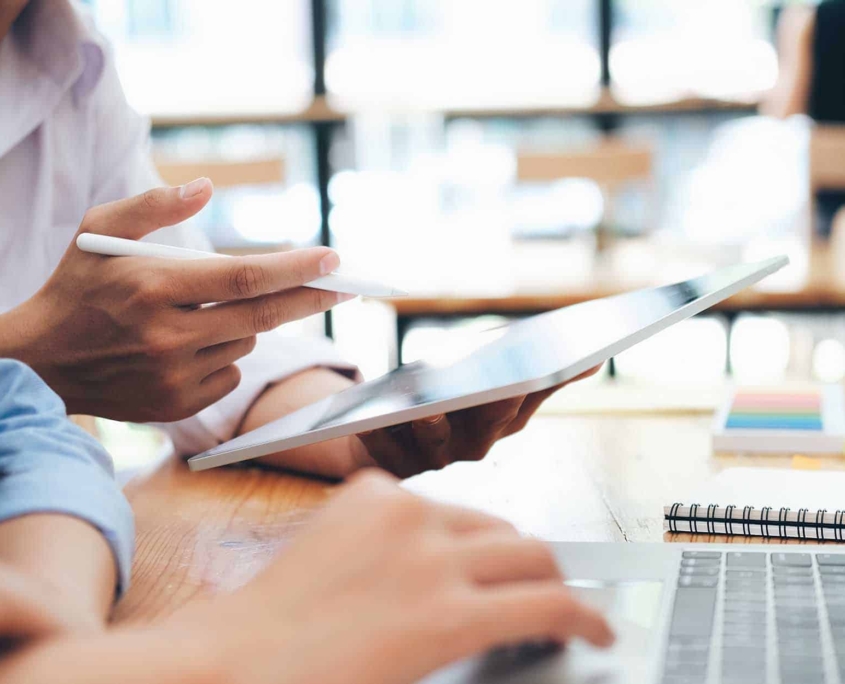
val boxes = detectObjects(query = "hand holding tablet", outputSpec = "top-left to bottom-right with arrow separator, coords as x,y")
189,256 -> 789,471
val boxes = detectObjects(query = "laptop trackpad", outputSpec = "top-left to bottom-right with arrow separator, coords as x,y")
422,580 -> 665,684
561,580 -> 664,682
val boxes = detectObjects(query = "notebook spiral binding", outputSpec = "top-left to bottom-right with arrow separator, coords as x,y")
664,503 -> 845,541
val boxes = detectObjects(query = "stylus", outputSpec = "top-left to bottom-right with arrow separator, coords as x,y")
76,233 -> 408,299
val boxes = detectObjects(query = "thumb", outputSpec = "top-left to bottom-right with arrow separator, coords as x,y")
76,177 -> 213,240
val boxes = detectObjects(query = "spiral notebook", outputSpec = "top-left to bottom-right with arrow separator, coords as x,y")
664,468 -> 845,541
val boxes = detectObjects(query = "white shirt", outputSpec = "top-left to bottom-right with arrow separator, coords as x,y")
0,0 -> 355,455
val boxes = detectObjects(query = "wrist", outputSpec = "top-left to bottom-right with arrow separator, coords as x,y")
0,295 -> 78,404
0,299 -> 46,367
164,593 -> 296,684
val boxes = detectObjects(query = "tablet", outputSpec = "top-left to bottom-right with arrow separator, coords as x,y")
188,255 -> 788,471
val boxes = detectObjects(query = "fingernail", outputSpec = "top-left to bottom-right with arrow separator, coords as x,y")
320,251 -> 341,276
418,414 -> 445,425
179,177 -> 210,200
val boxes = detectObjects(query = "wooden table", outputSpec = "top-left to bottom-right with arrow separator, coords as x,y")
113,410 -> 845,625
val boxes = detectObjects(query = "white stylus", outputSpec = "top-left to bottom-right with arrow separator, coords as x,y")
76,233 -> 408,299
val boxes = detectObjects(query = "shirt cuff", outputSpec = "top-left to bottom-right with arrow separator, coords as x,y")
0,452 -> 134,597
158,331 -> 359,457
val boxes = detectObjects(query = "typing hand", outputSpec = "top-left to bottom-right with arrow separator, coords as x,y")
0,179 -> 351,422
174,471 -> 613,684
354,365 -> 602,477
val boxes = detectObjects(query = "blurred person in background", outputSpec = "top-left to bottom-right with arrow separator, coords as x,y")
763,0 -> 845,238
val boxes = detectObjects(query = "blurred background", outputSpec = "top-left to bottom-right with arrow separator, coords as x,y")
80,0 -> 845,440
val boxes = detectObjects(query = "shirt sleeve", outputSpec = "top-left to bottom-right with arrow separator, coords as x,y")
0,359 -> 134,598
85,37 -> 359,457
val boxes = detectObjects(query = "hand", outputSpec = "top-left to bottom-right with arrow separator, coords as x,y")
178,471 -> 613,684
355,365 -> 602,477
0,179 -> 352,422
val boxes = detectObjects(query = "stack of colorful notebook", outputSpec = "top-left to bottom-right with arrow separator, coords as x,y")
712,385 -> 845,454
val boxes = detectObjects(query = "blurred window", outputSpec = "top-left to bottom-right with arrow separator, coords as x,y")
614,318 -> 728,385
151,125 -> 320,249
325,0 -> 599,108
611,0 -> 778,104
84,0 -> 313,117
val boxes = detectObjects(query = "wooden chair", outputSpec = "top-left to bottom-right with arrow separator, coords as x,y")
809,124 -> 845,240
155,157 -> 288,255
516,137 -> 655,249
155,158 -> 285,190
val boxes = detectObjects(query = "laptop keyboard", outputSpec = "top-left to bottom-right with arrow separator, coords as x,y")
664,550 -> 845,684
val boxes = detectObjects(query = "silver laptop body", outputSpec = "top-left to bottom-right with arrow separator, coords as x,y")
424,542 -> 845,684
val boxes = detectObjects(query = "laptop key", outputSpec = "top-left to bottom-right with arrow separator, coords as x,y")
726,569 -> 767,579
680,566 -> 720,577
724,599 -> 767,611
772,565 -> 813,576
678,576 -> 718,589
727,552 -> 767,568
817,553 -> 845,566
680,558 -> 720,568
771,553 -> 812,567
773,575 -> 815,586
664,661 -> 707,675
722,622 -> 764,637
726,579 -> 766,591
722,611 -> 767,624
682,551 -> 722,560
669,588 -> 717,637
819,565 -> 845,575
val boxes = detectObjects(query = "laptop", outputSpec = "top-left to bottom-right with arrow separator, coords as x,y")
189,256 -> 788,471
424,541 -> 845,684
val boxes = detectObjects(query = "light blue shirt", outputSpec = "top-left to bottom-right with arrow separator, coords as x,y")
0,359 -> 133,596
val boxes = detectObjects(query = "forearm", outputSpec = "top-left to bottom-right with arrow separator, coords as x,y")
0,625 -> 221,684
0,360 -> 135,605
239,367 -> 375,479
0,515 -> 115,632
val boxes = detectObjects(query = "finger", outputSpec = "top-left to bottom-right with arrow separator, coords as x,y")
182,364 -> 242,417
513,364 -> 604,421
195,336 -> 257,379
159,247 -> 342,306
78,179 -> 213,240
469,397 -> 526,433
504,379 -> 590,436
468,583 -> 615,651
574,363 -> 603,381
461,536 -> 562,585
453,397 -> 525,460
503,390 -> 555,436
357,427 -> 421,478
193,288 -> 353,346
436,504 -> 518,536
410,414 -> 452,469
